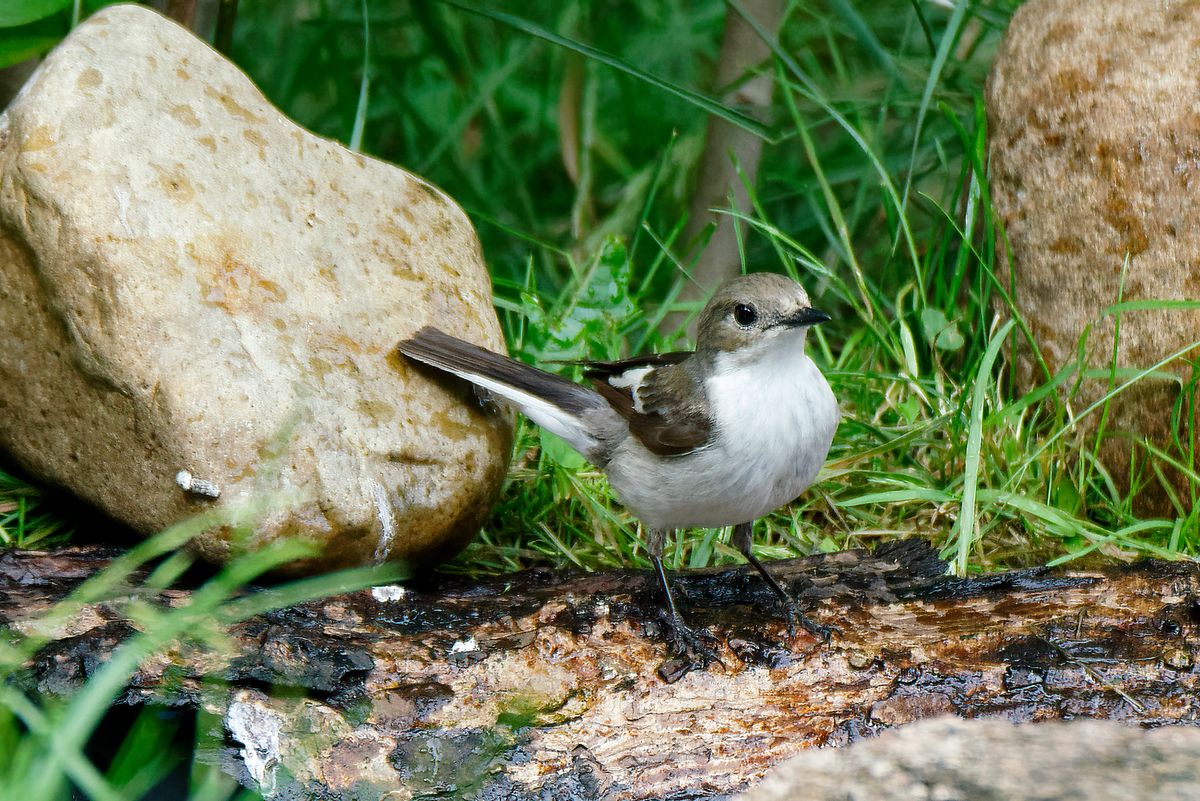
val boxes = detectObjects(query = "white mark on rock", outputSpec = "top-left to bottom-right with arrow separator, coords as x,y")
449,636 -> 479,654
371,480 -> 396,562
371,584 -> 408,603
225,692 -> 282,794
176,469 -> 220,498
112,186 -> 134,236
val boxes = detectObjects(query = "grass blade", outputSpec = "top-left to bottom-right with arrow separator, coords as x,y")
437,0 -> 772,140
349,0 -> 370,151
953,318 -> 1014,575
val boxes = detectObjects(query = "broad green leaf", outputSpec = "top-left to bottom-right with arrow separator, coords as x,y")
934,325 -> 964,352
1052,480 -> 1081,516
918,307 -> 948,341
919,307 -> 964,351
540,429 -> 585,471
895,395 -> 921,424
521,235 -> 638,364
0,33 -> 56,68
0,0 -> 69,28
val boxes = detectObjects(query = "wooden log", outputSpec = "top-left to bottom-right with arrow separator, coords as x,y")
2,542 -> 1199,800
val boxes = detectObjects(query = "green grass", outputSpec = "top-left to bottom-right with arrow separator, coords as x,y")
382,0 -> 1194,578
1,1 -> 1199,796
3,0 -> 1197,575
0,472 -> 66,548
234,0 -> 1194,576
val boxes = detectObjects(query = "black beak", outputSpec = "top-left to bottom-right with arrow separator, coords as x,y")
782,307 -> 832,327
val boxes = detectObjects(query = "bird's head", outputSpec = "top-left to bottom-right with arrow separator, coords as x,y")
695,273 -> 830,361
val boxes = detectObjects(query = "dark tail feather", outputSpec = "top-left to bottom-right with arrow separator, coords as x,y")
397,327 -> 605,455
398,327 -> 599,415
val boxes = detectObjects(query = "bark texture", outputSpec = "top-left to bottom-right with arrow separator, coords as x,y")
3,543 -> 1199,800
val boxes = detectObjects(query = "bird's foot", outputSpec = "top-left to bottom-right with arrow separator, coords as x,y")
655,611 -> 722,683
778,598 -> 838,643
731,528 -> 838,645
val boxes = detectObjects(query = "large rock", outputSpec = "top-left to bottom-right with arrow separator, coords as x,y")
741,717 -> 1200,801
988,0 -> 1200,508
0,5 -> 512,571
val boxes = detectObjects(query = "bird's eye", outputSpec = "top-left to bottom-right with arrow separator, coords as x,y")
733,303 -> 757,327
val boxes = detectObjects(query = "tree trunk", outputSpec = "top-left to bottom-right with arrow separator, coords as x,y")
3,542 -> 1199,800
663,0 -> 787,340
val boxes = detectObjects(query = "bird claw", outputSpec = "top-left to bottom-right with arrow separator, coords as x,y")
655,612 -> 722,682
779,598 -> 837,643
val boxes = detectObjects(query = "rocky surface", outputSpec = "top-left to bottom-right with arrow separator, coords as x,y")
740,717 -> 1200,801
0,5 -> 512,571
987,0 -> 1200,507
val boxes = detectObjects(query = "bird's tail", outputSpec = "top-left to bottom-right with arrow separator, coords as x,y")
397,326 -> 606,457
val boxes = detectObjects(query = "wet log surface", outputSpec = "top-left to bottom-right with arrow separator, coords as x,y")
2,542 -> 1200,800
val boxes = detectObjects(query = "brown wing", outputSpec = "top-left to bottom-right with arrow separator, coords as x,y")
578,350 -> 693,380
586,354 -> 712,457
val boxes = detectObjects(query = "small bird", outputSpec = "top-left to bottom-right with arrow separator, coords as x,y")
398,273 -> 839,674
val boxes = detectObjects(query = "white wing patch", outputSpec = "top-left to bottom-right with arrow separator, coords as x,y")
605,366 -> 654,414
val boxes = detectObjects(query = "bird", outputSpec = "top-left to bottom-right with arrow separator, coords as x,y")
398,272 -> 839,675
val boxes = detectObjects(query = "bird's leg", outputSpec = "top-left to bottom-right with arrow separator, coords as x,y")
732,521 -> 833,641
647,528 -> 720,679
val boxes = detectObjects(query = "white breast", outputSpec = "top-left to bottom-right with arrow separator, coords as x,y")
604,336 -> 839,530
